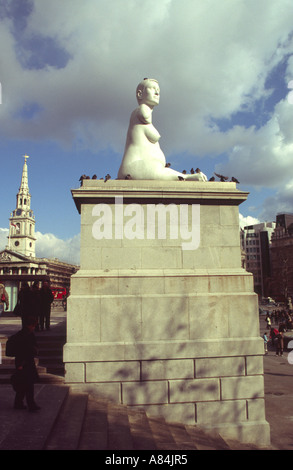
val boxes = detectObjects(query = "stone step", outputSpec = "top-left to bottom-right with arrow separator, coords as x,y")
77,395 -> 109,450
127,406 -> 158,450
0,372 -> 64,385
0,381 -> 264,450
36,334 -> 66,376
45,392 -> 88,450
0,364 -> 47,375
106,400 -> 135,450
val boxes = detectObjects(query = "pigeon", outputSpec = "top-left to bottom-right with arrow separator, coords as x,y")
190,168 -> 195,174
214,172 -> 229,182
209,176 -> 215,181
231,176 -> 240,183
79,174 -> 87,185
165,163 -> 171,168
178,176 -> 185,181
92,174 -> 97,179
182,170 -> 186,174
125,174 -> 132,180
104,174 -> 111,183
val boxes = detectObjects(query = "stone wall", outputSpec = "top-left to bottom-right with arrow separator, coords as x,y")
64,180 -> 270,446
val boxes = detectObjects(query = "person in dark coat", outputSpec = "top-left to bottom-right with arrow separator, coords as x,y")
31,281 -> 41,330
18,282 -> 33,327
39,281 -> 54,330
13,316 -> 40,411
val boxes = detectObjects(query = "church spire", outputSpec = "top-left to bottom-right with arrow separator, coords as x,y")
19,154 -> 30,195
7,155 -> 36,257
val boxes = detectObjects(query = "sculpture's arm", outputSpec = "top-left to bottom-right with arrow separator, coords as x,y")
137,104 -> 152,125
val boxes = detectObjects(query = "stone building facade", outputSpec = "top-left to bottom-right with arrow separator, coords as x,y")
242,222 -> 275,298
269,214 -> 293,302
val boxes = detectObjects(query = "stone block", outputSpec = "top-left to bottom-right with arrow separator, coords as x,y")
118,274 -> 164,295
66,296 -> 101,342
219,247 -> 242,268
246,355 -> 264,375
201,420 -> 271,447
221,375 -> 265,400
122,381 -> 169,405
101,246 -> 142,269
71,273 -> 119,295
164,272 -> 209,295
86,361 -> 140,382
141,247 -> 182,269
219,205 -> 240,226
143,403 -> 196,425
141,359 -> 194,381
65,363 -> 85,383
196,400 -> 247,424
169,378 -> 220,403
247,398 -> 266,421
141,295 -> 189,341
80,246 -> 102,270
100,296 -> 142,342
195,357 -> 245,378
189,294 -> 229,339
200,205 -> 220,225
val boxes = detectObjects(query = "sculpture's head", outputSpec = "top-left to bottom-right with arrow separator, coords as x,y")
136,78 -> 160,107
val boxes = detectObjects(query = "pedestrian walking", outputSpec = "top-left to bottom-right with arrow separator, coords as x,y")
266,313 -> 271,329
0,282 -> 9,315
11,316 -> 40,412
263,332 -> 268,354
270,327 -> 279,352
276,331 -> 284,356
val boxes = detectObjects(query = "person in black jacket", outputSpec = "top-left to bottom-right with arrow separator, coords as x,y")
18,282 -> 33,327
31,281 -> 41,331
13,316 -> 40,412
39,281 -> 54,331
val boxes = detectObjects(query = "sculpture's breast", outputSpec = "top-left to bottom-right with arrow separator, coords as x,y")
144,124 -> 161,144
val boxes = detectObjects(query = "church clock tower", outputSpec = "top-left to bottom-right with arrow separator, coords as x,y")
8,155 -> 36,257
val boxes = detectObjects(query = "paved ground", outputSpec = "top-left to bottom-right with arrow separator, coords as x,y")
1,306 -> 293,451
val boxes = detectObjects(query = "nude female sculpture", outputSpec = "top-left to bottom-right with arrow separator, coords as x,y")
117,78 -> 206,181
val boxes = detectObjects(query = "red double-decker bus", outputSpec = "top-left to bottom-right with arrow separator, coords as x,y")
51,287 -> 67,300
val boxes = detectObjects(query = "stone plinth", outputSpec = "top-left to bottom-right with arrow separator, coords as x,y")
64,180 -> 270,447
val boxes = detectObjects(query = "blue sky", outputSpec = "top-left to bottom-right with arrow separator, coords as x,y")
1,0 -> 293,264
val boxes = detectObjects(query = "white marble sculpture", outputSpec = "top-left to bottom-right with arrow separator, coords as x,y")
117,78 -> 207,181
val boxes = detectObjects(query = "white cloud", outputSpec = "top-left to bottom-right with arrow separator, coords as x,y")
0,228 -> 80,265
239,213 -> 260,229
216,98 -> 293,187
0,228 -> 9,249
35,231 -> 80,265
260,180 -> 293,221
0,0 -> 293,164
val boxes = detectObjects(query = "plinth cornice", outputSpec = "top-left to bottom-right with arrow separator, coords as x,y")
71,180 -> 249,213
